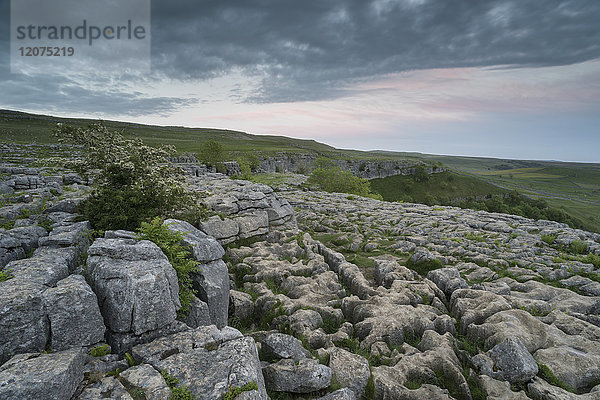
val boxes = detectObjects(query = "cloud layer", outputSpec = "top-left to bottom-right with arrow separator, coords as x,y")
150,0 -> 600,102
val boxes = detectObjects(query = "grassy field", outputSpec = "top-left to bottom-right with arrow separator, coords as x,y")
371,159 -> 600,233
2,108 -> 599,232
370,171 -> 508,204
0,109 -> 417,161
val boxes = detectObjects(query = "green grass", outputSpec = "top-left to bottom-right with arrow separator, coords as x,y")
370,171 -> 507,205
537,363 -> 575,393
0,269 -> 13,282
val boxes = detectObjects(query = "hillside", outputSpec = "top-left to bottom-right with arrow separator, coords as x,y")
1,108 -> 599,233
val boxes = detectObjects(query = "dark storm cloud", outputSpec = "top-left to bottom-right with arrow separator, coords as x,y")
1,0 -> 599,114
150,0 -> 600,102
0,66 -> 196,116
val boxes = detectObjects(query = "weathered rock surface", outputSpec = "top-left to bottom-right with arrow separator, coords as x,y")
487,337 -> 538,383
263,358 -> 332,393
87,238 -> 180,336
260,333 -> 312,361
42,274 -> 106,351
0,348 -> 83,400
0,279 -> 48,363
133,325 -> 267,400
119,363 -> 171,400
328,347 -> 370,397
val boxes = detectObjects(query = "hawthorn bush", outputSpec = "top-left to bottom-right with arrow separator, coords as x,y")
54,123 -> 208,231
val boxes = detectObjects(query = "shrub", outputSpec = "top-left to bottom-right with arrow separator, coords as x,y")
54,123 -> 208,231
412,165 -> 429,183
222,381 -> 259,400
0,269 -> 14,282
541,234 -> 557,245
306,158 -> 377,198
137,218 -> 200,318
198,140 -> 225,168
569,239 -> 588,255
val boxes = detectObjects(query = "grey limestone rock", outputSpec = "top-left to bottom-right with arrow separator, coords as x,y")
317,388 -> 357,400
262,358 -> 332,393
328,347 -> 370,397
78,376 -> 133,400
42,274 -> 106,351
5,255 -> 69,286
119,363 -> 171,400
236,211 -> 270,239
181,296 -> 212,328
5,225 -> 48,253
0,348 -> 84,400
192,259 -> 230,329
163,218 -> 225,263
200,215 -> 239,245
260,333 -> 312,361
428,267 -> 468,298
87,238 -> 180,335
488,337 -> 538,383
133,325 -> 267,400
38,221 -> 91,249
229,290 -> 255,321
0,279 -> 48,363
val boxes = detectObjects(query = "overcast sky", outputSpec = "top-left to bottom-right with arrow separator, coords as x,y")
1,0 -> 599,162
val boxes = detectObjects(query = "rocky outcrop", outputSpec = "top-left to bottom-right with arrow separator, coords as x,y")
3,162 -> 600,399
42,274 -> 105,351
255,153 -> 445,179
0,348 -> 84,400
86,238 -> 182,353
132,325 -> 267,400
191,174 -> 297,244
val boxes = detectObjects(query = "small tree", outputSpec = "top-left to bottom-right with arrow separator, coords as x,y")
198,140 -> 225,169
54,123 -> 208,231
412,165 -> 429,183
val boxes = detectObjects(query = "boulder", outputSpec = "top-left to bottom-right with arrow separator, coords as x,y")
374,259 -> 415,288
229,290 -> 255,321
42,274 -> 106,351
38,221 -> 90,249
5,256 -> 69,287
5,225 -> 48,253
260,333 -> 312,361
180,296 -> 212,328
263,358 -> 332,393
488,337 -> 538,383
200,215 -> 239,245
427,267 -> 468,298
78,376 -> 133,400
133,326 -> 267,400
477,375 -> 530,400
236,211 -> 269,239
163,219 -> 225,263
87,238 -> 180,335
192,260 -> 229,329
534,346 -> 600,393
119,363 -> 171,400
328,347 -> 370,397
0,348 -> 83,400
0,279 -> 48,363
